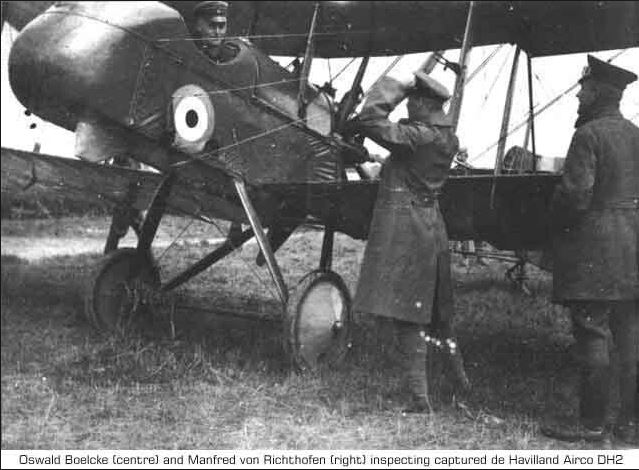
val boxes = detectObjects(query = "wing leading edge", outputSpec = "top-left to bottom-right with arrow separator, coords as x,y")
7,2 -> 635,57
167,1 -> 639,58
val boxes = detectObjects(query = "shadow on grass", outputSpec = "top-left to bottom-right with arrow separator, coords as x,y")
2,248 -> 599,449
1,250 -> 570,397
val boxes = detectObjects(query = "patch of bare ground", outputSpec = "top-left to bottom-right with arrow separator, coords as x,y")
1,217 -> 631,449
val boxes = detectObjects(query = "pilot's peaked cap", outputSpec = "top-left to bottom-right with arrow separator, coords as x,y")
194,1 -> 228,21
580,54 -> 637,91
412,71 -> 451,101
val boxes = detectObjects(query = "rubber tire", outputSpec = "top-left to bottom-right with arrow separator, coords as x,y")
284,270 -> 352,372
85,248 -> 160,334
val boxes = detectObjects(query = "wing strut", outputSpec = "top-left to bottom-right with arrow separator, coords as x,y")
524,53 -> 538,172
494,46 -> 521,173
137,172 -> 176,254
449,0 -> 476,131
336,56 -> 369,132
472,49 -> 628,165
234,178 -> 289,305
297,2 -> 321,120
490,46 -> 521,208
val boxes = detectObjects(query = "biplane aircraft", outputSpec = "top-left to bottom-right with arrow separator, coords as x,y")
1,1 -> 638,370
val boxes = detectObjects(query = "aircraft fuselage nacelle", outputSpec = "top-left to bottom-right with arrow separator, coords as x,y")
8,1 -> 342,186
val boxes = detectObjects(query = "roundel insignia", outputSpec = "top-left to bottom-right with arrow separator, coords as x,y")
171,84 -> 215,153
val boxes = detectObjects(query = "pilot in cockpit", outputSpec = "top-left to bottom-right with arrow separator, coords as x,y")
192,1 -> 239,64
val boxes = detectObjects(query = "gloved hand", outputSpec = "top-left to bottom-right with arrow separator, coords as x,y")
399,74 -> 417,91
386,69 -> 417,93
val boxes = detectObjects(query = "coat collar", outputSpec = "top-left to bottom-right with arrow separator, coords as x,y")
575,103 -> 622,128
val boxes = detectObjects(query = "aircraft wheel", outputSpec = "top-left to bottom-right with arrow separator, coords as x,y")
284,270 -> 352,372
85,248 -> 160,334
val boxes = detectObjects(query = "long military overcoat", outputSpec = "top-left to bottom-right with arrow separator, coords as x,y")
551,106 -> 639,302
350,77 -> 459,325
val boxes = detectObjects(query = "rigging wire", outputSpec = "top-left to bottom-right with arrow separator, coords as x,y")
332,57 -> 358,82
532,68 -> 553,103
198,76 -> 303,96
479,46 -> 511,109
157,217 -> 196,261
161,207 -> 280,301
176,58 -> 356,99
466,45 -> 503,85
361,55 -> 404,99
173,113 -> 324,168
194,214 -> 280,300
470,49 -> 629,163
155,30 -> 373,42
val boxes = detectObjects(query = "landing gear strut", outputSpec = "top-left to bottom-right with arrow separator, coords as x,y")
86,173 -> 353,371
505,250 -> 531,295
85,173 -> 175,332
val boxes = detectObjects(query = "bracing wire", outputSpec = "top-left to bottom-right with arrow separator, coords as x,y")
332,57 -> 358,82
194,214 -> 280,301
479,46 -> 511,109
173,59 -> 354,100
172,113 -> 324,168
470,49 -> 629,163
361,55 -> 404,99
157,217 -> 196,261
532,68 -> 554,103
467,45 -> 503,85
197,76 -> 303,97
155,30 -> 373,43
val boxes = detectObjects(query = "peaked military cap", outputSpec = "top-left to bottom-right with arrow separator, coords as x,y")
579,54 -> 637,90
413,71 -> 451,101
194,1 -> 228,21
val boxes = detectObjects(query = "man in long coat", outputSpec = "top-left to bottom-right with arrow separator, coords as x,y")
542,55 -> 638,444
348,71 -> 465,412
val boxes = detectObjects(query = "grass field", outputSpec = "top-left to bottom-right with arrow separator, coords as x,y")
1,216 -> 629,449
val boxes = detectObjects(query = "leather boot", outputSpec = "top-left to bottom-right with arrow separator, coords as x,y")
401,355 -> 432,414
613,422 -> 638,445
612,361 -> 638,445
579,366 -> 611,430
542,366 -> 611,443
609,301 -> 638,445
395,321 -> 432,414
541,420 -> 608,443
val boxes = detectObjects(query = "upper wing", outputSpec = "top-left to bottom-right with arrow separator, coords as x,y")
169,1 -> 639,58
7,2 -> 635,57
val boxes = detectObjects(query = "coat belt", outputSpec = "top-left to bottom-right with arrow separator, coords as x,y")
383,188 -> 439,207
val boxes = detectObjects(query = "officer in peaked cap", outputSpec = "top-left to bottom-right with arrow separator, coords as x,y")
192,1 -> 239,63
412,71 -> 451,101
579,54 -> 637,89
542,54 -> 638,444
346,65 -> 469,414
194,0 -> 228,18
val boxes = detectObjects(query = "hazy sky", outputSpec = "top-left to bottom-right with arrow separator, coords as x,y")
2,22 -> 638,169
